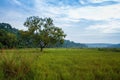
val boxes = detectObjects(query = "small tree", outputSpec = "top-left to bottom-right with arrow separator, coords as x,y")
24,16 -> 66,51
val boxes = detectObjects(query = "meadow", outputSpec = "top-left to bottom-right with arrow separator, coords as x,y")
0,48 -> 120,80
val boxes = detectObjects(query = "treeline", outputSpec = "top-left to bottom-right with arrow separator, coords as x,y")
0,22 -> 86,49
0,23 -> 19,48
51,40 -> 87,48
108,44 -> 120,48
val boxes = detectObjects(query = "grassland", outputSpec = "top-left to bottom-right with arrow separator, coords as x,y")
0,48 -> 120,80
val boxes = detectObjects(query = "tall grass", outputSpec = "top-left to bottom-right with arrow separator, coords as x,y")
0,48 -> 120,80
0,49 -> 37,80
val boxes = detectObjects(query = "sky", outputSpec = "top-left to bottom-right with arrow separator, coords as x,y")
0,0 -> 120,43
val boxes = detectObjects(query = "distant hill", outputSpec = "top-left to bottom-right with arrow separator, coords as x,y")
62,40 -> 87,48
108,44 -> 120,48
50,40 -> 87,48
86,43 -> 120,48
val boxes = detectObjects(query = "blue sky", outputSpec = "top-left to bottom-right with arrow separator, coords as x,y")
0,0 -> 120,43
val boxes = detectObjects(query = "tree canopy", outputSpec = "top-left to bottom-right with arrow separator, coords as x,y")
24,16 -> 66,51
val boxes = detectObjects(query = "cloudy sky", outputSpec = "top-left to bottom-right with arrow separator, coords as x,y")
0,0 -> 120,43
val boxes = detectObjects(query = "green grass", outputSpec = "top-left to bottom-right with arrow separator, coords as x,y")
0,48 -> 120,80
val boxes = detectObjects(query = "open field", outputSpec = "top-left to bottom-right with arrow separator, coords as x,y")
0,48 -> 120,80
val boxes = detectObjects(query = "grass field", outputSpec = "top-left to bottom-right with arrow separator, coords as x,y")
0,48 -> 120,80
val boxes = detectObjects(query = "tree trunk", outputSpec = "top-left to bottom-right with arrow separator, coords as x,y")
40,47 -> 43,52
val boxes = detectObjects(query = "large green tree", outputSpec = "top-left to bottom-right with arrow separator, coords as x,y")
24,16 -> 66,51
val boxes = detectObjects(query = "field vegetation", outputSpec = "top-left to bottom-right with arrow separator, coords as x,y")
0,48 -> 120,80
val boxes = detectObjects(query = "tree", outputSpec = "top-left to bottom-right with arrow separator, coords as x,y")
24,16 -> 66,51
0,29 -> 17,48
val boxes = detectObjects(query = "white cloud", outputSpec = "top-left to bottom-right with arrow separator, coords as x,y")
29,0 -> 120,24
31,0 -> 120,25
86,19 -> 120,33
67,4 -> 120,20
